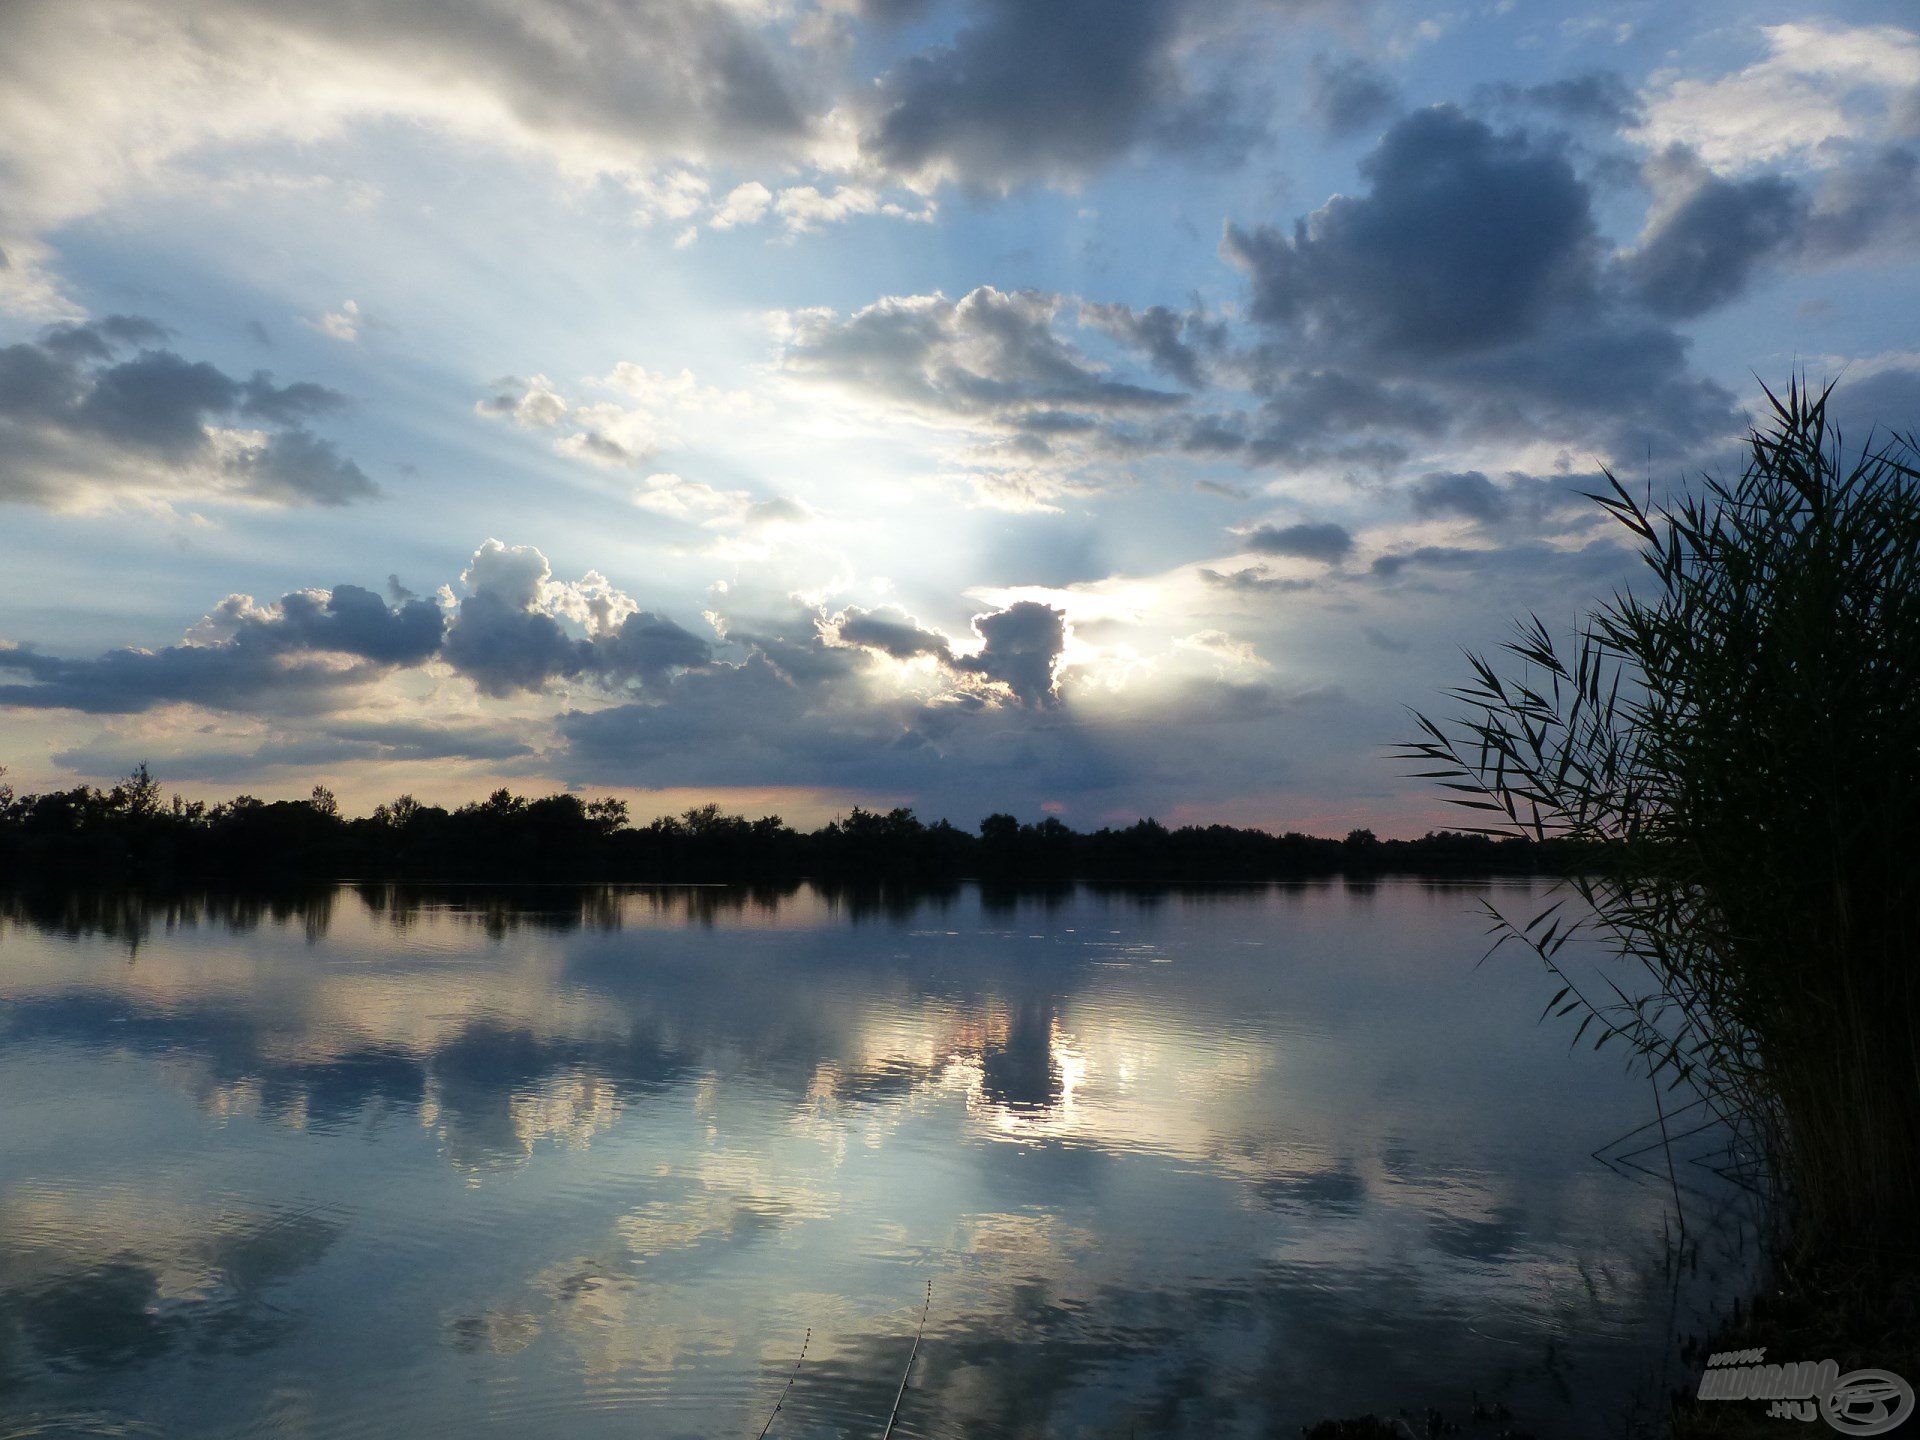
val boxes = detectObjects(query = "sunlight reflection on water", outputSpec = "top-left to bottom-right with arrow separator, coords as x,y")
0,880 -> 1745,1439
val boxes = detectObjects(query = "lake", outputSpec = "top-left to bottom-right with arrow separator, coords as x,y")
0,880 -> 1745,1439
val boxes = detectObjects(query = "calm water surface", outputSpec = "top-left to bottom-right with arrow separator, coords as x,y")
0,880 -> 1741,1439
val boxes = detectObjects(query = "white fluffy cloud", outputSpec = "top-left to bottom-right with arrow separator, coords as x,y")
477,365 -> 754,470
1637,23 -> 1920,170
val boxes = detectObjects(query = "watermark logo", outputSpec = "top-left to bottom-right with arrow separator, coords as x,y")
1697,1349 -> 1914,1434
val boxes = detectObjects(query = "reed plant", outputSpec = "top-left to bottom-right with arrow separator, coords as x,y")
1405,381 -> 1920,1260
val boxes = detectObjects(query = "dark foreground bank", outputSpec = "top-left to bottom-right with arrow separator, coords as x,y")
0,766 -> 1586,883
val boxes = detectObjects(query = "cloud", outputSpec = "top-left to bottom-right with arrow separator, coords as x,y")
306,300 -> 364,342
1227,106 -> 1599,359
626,168 -> 711,226
554,596 -> 1072,791
0,317 -> 375,509
1177,628 -> 1270,672
1240,522 -> 1354,563
0,584 -> 442,715
1621,141 -> 1920,317
0,0 -> 820,244
478,375 -> 570,429
958,600 -> 1067,707
627,472 -> 810,538
826,598 -> 1069,707
1078,302 -> 1221,390
52,718 -> 538,780
1623,153 -> 1807,317
303,719 -> 537,763
1222,105 -> 1741,465
1474,71 -> 1641,130
477,366 -> 749,471
710,180 -> 773,229
828,606 -> 953,660
1366,538 -> 1630,592
776,286 -> 1190,506
856,0 -> 1274,189
680,178 -> 937,238
771,184 -> 934,235
1408,470 -> 1508,524
551,642 -> 1310,819
1822,356 -> 1920,440
442,540 -> 713,697
1408,468 -> 1600,537
1308,55 -> 1400,138
1804,146 -> 1920,261
0,529 -> 1359,817
779,287 -> 1184,420
0,540 -> 719,715
1197,566 -> 1317,595
631,472 -> 744,522
0,0 -> 1320,301
1636,22 -> 1920,171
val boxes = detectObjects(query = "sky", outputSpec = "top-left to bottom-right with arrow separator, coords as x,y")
2,0 -> 1918,834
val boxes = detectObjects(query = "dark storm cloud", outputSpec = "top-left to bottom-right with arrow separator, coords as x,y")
2,532 -> 1302,817
1803,146 -> 1920,262
591,612 -> 715,685
0,539 -> 1071,748
306,719 -> 537,763
1222,106 -> 1742,465
0,644 -> 355,717
1368,546 -> 1483,579
859,0 -> 1271,188
1367,538 -> 1630,591
241,429 -> 376,506
827,599 -> 1069,708
1624,161 -> 1808,318
958,601 -> 1067,707
37,315 -> 172,360
0,316 -> 374,508
1473,71 -> 1641,129
1409,470 -> 1508,523
440,594 -> 596,698
1263,369 -> 1425,429
1241,522 -> 1354,563
1197,566 -> 1318,595
0,539 -> 715,717
440,540 -> 713,698
54,720 -> 538,780
212,586 -> 446,664
554,657 -> 1314,820
0,586 -> 443,715
1624,146 -> 1920,319
553,593 -> 1075,794
1827,363 -> 1920,440
557,655 -> 915,788
830,606 -> 954,660
1226,106 -> 1599,358
1307,55 -> 1400,138
441,600 -> 712,698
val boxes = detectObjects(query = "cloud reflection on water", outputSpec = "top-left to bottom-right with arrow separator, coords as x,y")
0,881 -> 1733,1438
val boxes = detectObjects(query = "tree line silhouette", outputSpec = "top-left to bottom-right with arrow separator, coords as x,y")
0,764 -> 1581,883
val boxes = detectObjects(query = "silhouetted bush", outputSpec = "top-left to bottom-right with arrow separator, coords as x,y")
0,764 -> 1579,885
1407,381 -> 1920,1260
